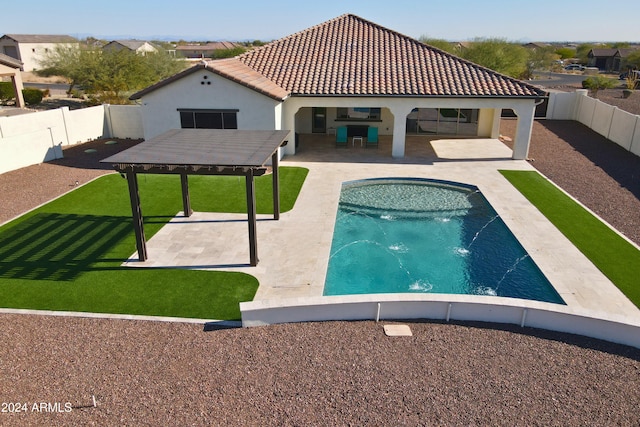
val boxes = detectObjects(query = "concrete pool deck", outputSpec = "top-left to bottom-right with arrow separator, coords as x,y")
123,137 -> 640,325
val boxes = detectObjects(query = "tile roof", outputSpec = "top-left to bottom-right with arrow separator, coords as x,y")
1,34 -> 77,43
132,14 -> 545,101
230,14 -> 545,98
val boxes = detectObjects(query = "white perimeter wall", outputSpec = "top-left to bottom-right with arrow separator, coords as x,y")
0,105 -> 143,174
138,69 -> 279,140
241,295 -> 640,349
547,89 -> 640,156
2,87 -> 638,175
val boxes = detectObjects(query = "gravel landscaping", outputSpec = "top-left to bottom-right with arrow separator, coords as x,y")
1,118 -> 639,425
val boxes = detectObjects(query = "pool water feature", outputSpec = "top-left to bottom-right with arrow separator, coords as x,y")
323,178 -> 565,304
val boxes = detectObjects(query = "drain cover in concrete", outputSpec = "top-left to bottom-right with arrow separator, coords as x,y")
383,324 -> 413,336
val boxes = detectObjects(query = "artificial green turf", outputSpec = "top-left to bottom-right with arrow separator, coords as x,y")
0,167 -> 308,319
500,170 -> 640,308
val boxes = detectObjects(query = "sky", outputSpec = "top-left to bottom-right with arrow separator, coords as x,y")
2,0 -> 639,43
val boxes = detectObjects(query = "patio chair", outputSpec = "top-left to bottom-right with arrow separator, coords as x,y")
336,126 -> 348,147
366,126 -> 378,148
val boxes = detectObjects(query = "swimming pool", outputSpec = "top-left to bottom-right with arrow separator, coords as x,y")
323,178 -> 565,304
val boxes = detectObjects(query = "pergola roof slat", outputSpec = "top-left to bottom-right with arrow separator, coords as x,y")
101,129 -> 290,168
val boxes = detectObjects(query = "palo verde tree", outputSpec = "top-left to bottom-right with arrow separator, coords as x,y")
38,44 -> 187,104
459,38 -> 530,79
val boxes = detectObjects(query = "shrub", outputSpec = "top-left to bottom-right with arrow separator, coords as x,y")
581,76 -> 619,97
0,81 -> 15,103
21,88 -> 44,105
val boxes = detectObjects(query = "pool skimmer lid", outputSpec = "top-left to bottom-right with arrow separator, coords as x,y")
383,324 -> 413,336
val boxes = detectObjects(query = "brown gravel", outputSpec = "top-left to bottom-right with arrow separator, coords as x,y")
1,118 -> 640,425
0,138 -> 142,225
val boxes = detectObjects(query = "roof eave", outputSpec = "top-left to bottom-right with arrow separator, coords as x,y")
130,64 -> 207,100
289,93 -> 548,100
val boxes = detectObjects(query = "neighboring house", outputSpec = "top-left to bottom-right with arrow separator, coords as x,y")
131,14 -> 546,160
103,40 -> 158,55
176,42 -> 241,59
0,53 -> 25,107
523,42 -> 551,50
0,34 -> 78,71
587,48 -> 637,72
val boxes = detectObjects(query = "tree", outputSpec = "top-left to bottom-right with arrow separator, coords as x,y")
213,46 -> 246,59
419,37 -> 459,55
37,45 -> 101,93
555,47 -> 576,60
459,38 -> 529,79
526,45 -> 561,76
37,45 -> 187,104
575,43 -> 595,65
622,50 -> 640,71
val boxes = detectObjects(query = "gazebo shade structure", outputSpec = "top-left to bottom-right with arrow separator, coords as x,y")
101,129 -> 290,266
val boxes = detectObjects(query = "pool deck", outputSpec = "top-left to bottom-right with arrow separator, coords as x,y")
123,136 -> 640,323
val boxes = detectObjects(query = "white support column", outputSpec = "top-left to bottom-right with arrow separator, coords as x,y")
389,105 -> 414,158
491,108 -> 502,138
280,102 -> 297,156
512,103 -> 536,160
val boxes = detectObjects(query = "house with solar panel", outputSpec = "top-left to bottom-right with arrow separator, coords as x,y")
130,14 -> 546,160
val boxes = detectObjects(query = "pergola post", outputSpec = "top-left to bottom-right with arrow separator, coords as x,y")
271,150 -> 280,220
180,173 -> 193,217
126,171 -> 147,261
245,169 -> 258,266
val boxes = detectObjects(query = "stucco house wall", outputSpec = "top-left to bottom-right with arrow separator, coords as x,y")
103,41 -> 158,55
137,69 -> 279,140
0,36 -> 78,72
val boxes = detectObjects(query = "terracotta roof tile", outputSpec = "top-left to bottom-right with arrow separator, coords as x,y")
234,14 -> 545,98
205,59 -> 289,100
131,14 -> 546,101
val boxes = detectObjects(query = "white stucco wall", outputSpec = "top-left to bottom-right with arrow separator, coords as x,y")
106,105 -> 144,139
137,69 -> 280,140
0,41 -> 76,72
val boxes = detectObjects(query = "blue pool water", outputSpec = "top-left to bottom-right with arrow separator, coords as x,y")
323,178 -> 565,304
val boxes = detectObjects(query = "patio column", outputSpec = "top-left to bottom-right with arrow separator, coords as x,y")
180,173 -> 192,217
245,169 -> 258,266
11,73 -> 25,108
280,103 -> 297,156
271,150 -> 280,220
126,171 -> 147,261
490,108 -> 502,138
512,103 -> 536,160
389,105 -> 414,158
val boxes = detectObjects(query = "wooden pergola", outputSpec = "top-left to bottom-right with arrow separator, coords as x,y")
101,129 -> 289,266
